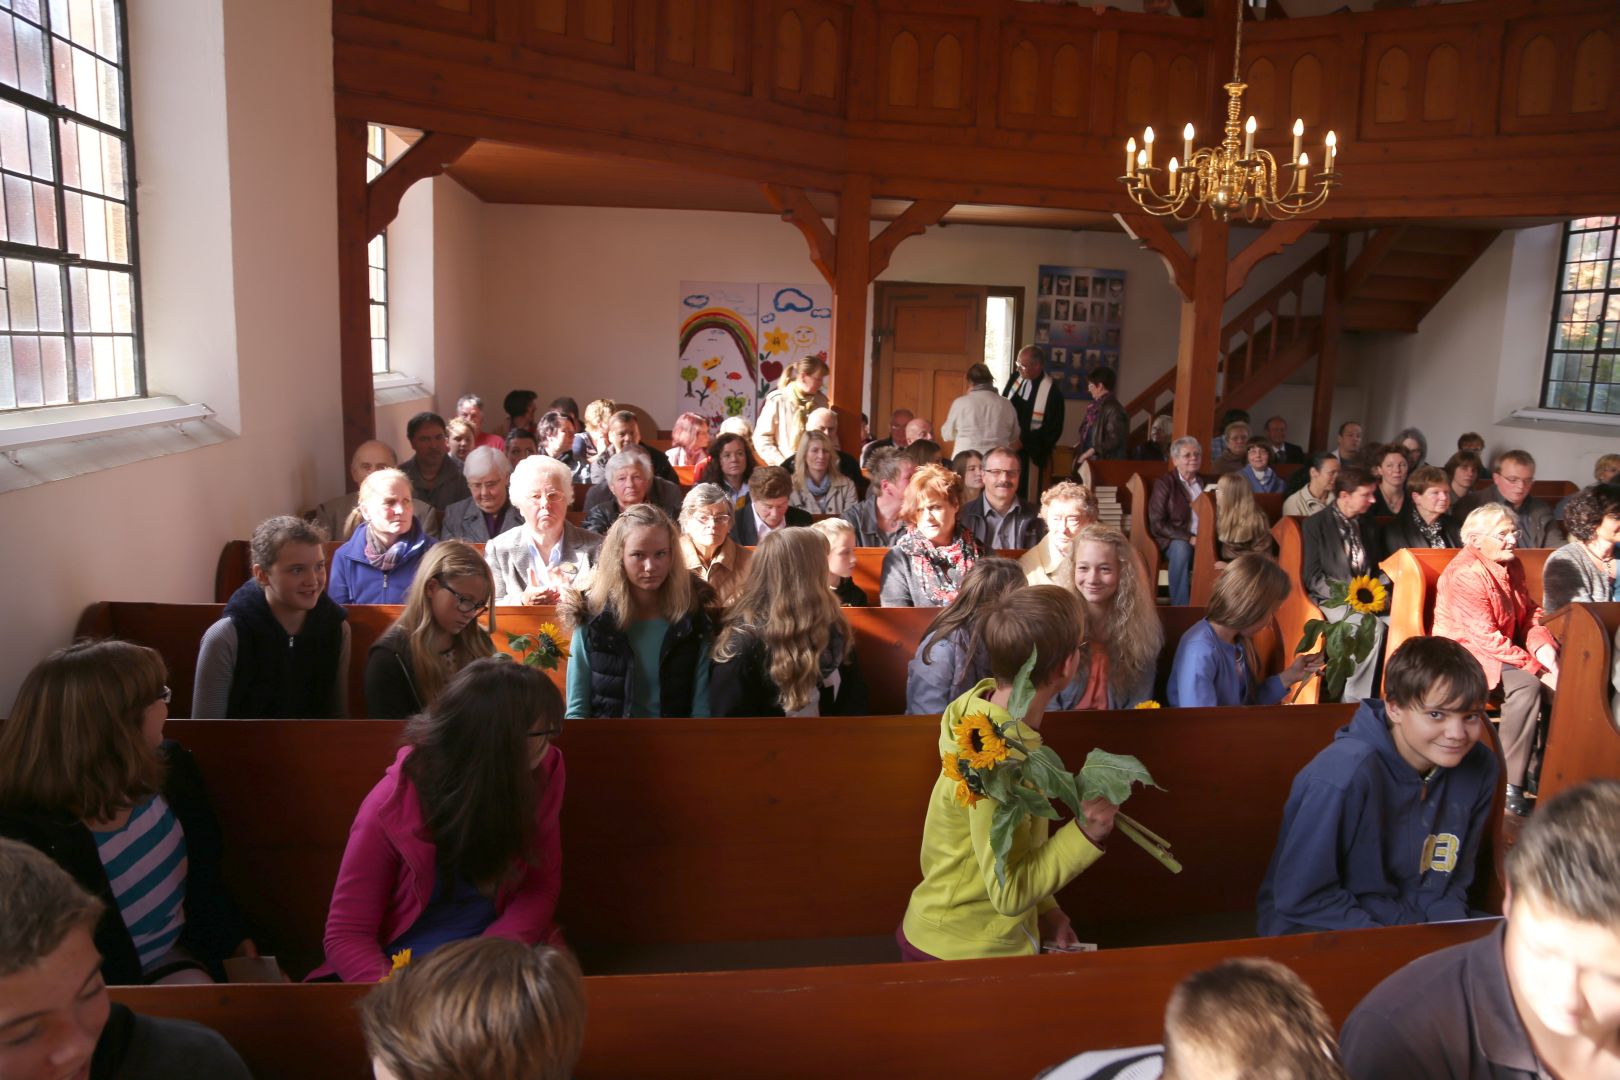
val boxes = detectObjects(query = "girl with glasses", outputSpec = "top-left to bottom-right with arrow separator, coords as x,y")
314,659 -> 566,982
366,541 -> 497,720
193,515 -> 350,719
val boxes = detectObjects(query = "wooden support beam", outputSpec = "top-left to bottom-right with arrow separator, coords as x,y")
1171,216 -> 1229,449
762,184 -> 836,285
364,132 -> 476,240
336,118 -> 375,474
1341,225 -> 1406,301
830,175 -> 872,457
1310,234 -> 1346,453
1225,219 -> 1318,299
868,199 -> 952,281
1115,212 -> 1195,300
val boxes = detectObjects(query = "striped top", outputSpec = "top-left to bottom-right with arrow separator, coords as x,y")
91,794 -> 189,973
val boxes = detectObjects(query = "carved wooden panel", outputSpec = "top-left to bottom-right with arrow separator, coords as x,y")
997,21 -> 1094,133
1114,34 -> 1206,142
1502,10 -> 1620,133
1237,34 -> 1338,152
877,13 -> 977,125
341,0 -> 494,37
659,0 -> 752,93
1359,30 -> 1475,139
520,0 -> 632,66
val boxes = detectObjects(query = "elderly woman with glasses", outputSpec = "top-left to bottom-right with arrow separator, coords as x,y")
366,541 -> 498,720
678,483 -> 753,607
486,456 -> 605,605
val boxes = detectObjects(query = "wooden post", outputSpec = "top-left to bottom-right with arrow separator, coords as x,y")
1172,216 -> 1228,449
1310,234 -> 1345,453
830,174 -> 872,457
335,118 -> 374,474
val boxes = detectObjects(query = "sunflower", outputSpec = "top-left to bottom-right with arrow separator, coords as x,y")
941,753 -> 965,782
1345,575 -> 1388,615
953,780 -> 981,809
381,948 -> 413,982
1134,700 -> 1162,709
953,713 -> 1009,769
537,623 -> 570,658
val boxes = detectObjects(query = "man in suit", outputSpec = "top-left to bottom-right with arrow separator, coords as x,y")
958,446 -> 1046,550
1301,466 -> 1389,702
1002,345 -> 1066,502
1264,416 -> 1306,466
1453,449 -> 1566,549
731,466 -> 812,545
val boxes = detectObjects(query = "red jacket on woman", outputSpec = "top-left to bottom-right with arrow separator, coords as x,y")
1431,545 -> 1556,689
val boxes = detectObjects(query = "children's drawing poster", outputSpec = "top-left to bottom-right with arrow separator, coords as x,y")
1034,266 -> 1126,400
678,281 -> 831,428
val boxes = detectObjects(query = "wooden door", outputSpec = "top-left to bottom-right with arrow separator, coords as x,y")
873,283 -> 989,439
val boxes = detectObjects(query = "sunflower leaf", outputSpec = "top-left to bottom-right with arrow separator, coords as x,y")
1005,647 -> 1041,723
1295,619 -> 1327,655
1021,746 -> 1084,818
989,801 -> 1023,886
1079,749 -> 1160,806
976,763 -> 1019,804
1012,782 -> 1061,820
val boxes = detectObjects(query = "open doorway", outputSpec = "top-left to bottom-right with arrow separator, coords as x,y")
871,282 -> 1026,439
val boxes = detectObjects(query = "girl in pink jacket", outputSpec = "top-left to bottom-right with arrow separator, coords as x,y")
313,658 -> 566,982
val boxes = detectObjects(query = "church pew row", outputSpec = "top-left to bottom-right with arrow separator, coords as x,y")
1271,516 -> 1323,705
1379,547 -> 1552,672
1085,459 -> 1300,495
111,919 -> 1498,1080
163,704 -> 1382,977
1188,491 -> 1288,608
1540,602 -> 1620,806
213,542 -> 1006,607
74,601 -> 1243,721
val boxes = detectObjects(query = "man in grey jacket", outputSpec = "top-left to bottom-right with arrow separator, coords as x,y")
957,447 -> 1047,550
1453,449 -> 1566,549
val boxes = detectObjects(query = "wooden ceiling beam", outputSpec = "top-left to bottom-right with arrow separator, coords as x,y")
762,183 -> 837,285
1226,219 -> 1318,299
1116,212 -> 1196,301
365,132 -> 477,240
1341,225 -> 1407,300
868,199 -> 953,281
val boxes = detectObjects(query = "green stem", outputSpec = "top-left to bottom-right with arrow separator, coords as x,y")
1116,815 -> 1181,874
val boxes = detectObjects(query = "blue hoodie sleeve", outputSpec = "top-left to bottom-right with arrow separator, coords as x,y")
1262,773 -> 1410,935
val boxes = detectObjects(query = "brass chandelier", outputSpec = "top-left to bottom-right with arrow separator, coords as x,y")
1119,1 -> 1339,221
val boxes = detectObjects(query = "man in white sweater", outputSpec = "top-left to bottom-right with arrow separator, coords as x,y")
940,363 -> 1020,458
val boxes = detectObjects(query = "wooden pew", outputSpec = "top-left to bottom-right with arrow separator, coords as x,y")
88,592 -> 1215,722
112,919 -> 1497,1080
163,703 -> 1376,976
1379,547 -> 1553,669
1188,491 -> 1290,606
1272,516 -> 1322,704
1540,602 -> 1620,805
1124,473 -> 1161,593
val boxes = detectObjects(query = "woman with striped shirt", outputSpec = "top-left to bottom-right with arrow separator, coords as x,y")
0,640 -> 258,984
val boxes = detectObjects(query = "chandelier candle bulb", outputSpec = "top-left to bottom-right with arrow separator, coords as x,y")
1167,156 -> 1178,194
1143,125 -> 1154,168
1126,137 -> 1136,176
1296,152 -> 1309,193
1292,118 -> 1303,164
1137,148 -> 1147,172
1243,116 -> 1256,158
1325,130 -> 1336,169
1182,123 -> 1194,164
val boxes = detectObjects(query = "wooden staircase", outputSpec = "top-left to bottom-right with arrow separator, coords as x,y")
1124,225 -> 1501,440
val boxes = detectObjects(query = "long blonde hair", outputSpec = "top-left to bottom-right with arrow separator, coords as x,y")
791,430 -> 846,493
392,541 -> 497,707
778,354 -> 829,390
1215,473 -> 1271,547
1060,524 -> 1163,697
568,504 -> 696,631
713,529 -> 849,712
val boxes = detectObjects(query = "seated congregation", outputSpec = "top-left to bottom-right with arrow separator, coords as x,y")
6,368 -> 1619,1079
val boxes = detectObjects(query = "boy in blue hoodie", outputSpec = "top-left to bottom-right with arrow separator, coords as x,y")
1256,636 -> 1499,937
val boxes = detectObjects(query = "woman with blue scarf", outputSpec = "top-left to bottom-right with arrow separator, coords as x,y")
328,467 -> 436,605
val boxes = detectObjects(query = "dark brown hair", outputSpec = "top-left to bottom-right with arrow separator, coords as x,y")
1505,780 -> 1620,926
920,557 -> 1027,667
1163,957 -> 1347,1080
250,514 -> 328,571
1407,465 -> 1449,496
980,586 -> 1084,687
1560,484 -> 1620,543
1382,637 -> 1487,712
1333,465 -> 1375,497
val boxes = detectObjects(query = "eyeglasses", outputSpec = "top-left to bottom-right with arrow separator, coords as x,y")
437,579 -> 491,615
156,686 -> 172,704
984,469 -> 1018,479
690,513 -> 732,527
528,726 -> 563,739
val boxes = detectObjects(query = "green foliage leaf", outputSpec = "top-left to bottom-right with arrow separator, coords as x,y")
976,764 -> 1019,804
1006,647 -> 1040,722
1020,746 -> 1084,818
1078,749 -> 1160,806
1009,780 -> 1061,821
1295,619 -> 1327,655
990,801 -> 1022,886
1350,613 -> 1379,664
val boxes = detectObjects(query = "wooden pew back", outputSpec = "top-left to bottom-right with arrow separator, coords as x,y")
1124,472 -> 1161,591
165,704 -> 1358,972
112,919 -> 1497,1080
1379,547 -> 1553,666
1542,602 -> 1620,805
1187,491 -> 1286,608
1272,516 -> 1322,704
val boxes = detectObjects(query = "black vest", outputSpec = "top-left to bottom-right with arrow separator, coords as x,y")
223,578 -> 348,718
581,605 -> 708,718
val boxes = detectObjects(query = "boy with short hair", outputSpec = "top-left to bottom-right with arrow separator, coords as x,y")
901,586 -> 1120,961
1257,636 -> 1499,936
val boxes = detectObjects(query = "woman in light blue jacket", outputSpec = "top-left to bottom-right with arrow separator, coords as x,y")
327,468 -> 435,605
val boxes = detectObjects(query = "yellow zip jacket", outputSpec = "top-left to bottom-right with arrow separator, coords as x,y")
902,678 -> 1104,960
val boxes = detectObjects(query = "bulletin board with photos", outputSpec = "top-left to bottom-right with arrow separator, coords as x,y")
1034,265 -> 1126,400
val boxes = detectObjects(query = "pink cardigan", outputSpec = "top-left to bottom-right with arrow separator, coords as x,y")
312,744 -> 565,982
1432,545 -> 1557,689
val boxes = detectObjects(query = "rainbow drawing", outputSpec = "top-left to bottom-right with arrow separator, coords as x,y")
680,308 -> 758,383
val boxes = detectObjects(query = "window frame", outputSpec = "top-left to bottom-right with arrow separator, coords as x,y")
365,122 -> 389,376
1539,216 -> 1620,417
0,0 -> 145,413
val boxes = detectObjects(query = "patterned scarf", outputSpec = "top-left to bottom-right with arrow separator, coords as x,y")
364,522 -> 420,571
789,383 -> 817,433
1329,506 -> 1367,575
893,525 -> 984,605
1415,511 -> 1449,548
1078,399 -> 1101,451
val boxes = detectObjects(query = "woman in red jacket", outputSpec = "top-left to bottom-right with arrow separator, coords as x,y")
1432,503 -> 1559,816
314,658 -> 565,982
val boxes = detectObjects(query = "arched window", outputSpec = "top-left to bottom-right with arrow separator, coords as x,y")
366,123 -> 389,374
0,0 -> 139,411
1543,217 -> 1620,415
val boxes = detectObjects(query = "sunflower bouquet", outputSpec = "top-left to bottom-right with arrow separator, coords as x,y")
1294,574 -> 1388,702
943,653 -> 1182,885
505,623 -> 571,672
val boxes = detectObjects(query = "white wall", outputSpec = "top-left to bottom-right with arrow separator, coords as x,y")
0,0 -> 343,704
1364,225 -> 1612,480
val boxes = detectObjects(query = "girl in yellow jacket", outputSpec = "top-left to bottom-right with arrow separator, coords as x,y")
900,586 -> 1120,960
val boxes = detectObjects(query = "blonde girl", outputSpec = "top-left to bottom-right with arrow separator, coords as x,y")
1056,524 -> 1164,709
365,540 -> 497,719
1214,472 -> 1277,564
752,355 -> 829,466
810,516 -> 867,606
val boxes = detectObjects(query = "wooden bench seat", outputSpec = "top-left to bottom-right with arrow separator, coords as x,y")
163,703 -> 1384,976
112,918 -> 1497,1080
1272,516 -> 1323,705
75,601 -> 1234,720
1379,546 -> 1552,671
1541,601 -> 1620,805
